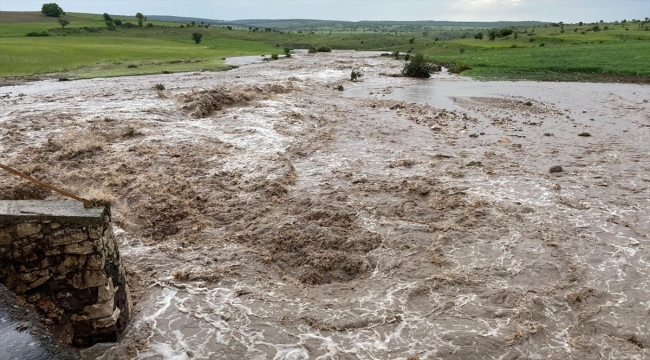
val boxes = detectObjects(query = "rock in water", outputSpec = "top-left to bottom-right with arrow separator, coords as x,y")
549,166 -> 563,173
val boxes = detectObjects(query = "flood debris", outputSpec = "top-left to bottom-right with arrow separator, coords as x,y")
176,83 -> 292,118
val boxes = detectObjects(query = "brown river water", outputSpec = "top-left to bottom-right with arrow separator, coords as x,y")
0,51 -> 649,359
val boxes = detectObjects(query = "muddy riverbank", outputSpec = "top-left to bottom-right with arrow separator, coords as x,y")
1,51 -> 648,359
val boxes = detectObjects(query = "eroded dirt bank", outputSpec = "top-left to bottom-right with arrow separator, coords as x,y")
1,51 -> 649,359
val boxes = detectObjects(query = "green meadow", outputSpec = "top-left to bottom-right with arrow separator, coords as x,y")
1,11 -> 649,81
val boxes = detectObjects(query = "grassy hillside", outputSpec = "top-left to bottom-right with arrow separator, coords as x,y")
0,12 -> 277,78
1,11 -> 649,81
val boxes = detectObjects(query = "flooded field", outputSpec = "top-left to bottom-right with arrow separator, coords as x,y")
1,51 -> 649,359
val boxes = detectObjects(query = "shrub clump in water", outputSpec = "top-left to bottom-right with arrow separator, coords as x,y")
402,53 -> 438,78
350,68 -> 363,81
309,45 -> 332,53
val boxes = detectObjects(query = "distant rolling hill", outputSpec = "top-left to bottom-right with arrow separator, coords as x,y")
227,19 -> 545,29
145,15 -> 225,25
147,16 -> 545,30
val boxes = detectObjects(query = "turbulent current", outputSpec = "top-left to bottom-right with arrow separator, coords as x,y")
0,51 -> 648,359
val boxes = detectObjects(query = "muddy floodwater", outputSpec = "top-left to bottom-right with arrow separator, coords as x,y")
1,51 -> 649,359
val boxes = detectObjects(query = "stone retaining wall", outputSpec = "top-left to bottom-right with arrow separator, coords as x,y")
0,200 -> 131,346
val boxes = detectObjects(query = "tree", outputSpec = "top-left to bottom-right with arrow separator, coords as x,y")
579,21 -> 583,26
499,28 -> 514,38
409,37 -> 415,44
136,12 -> 144,27
105,21 -> 114,29
474,32 -> 484,40
488,29 -> 499,41
191,21 -> 196,27
41,3 -> 64,17
284,47 -> 292,57
103,13 -> 112,21
192,32 -> 202,44
113,19 -> 122,26
58,19 -> 69,28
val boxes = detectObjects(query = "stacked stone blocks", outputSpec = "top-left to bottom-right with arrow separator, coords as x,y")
0,200 -> 131,346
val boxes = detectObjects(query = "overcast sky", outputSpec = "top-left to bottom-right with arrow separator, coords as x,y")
1,0 -> 649,22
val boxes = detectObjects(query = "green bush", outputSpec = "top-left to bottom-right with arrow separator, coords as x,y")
402,53 -> 437,78
309,45 -> 331,53
392,50 -> 400,59
26,31 -> 49,37
192,32 -> 203,44
474,32 -> 484,40
154,84 -> 165,91
113,19 -> 122,26
284,47 -> 291,57
499,28 -> 514,38
271,54 -> 279,60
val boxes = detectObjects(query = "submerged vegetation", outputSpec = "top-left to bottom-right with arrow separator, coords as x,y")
402,53 -> 438,78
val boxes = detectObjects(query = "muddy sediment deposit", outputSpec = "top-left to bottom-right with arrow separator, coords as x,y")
1,51 -> 649,359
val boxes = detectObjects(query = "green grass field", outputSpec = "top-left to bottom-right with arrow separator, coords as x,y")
421,31 -> 650,80
1,11 -> 649,81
